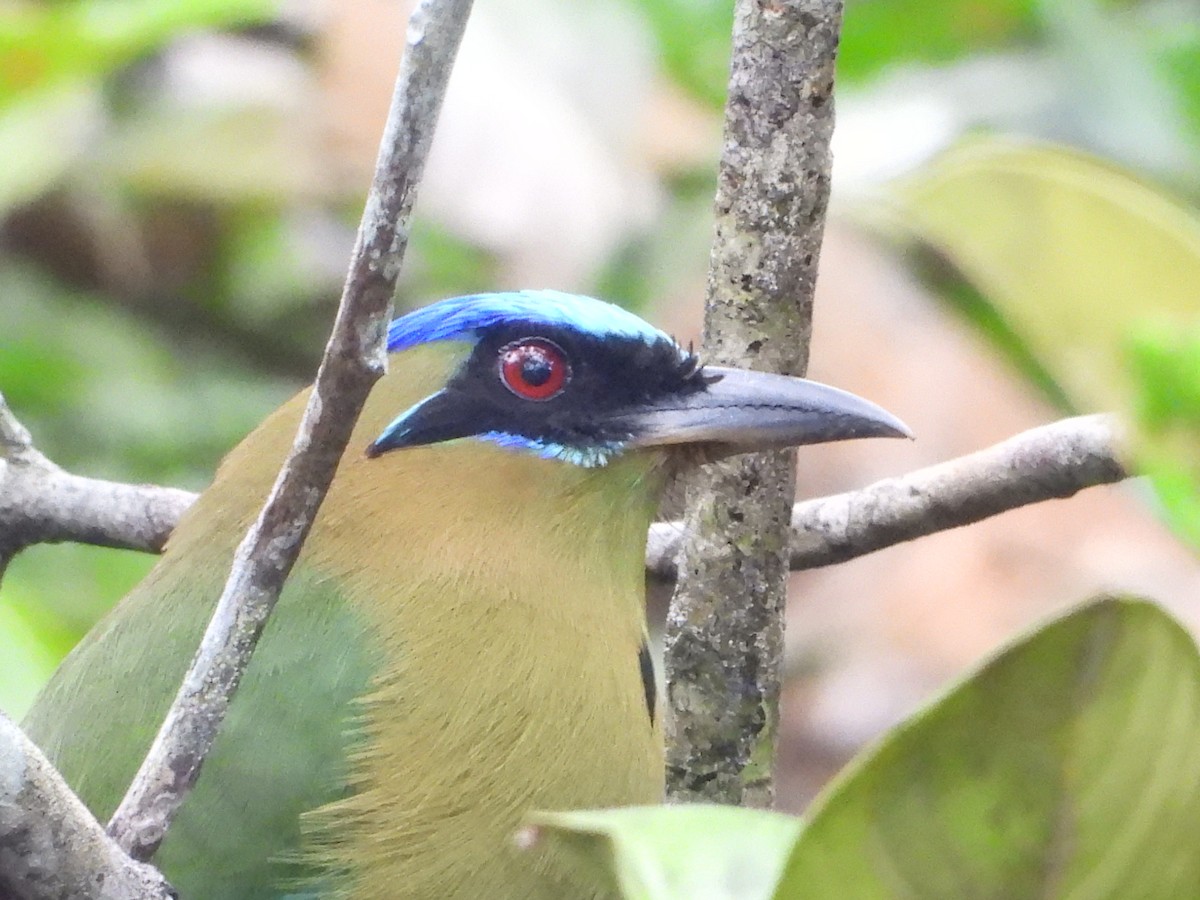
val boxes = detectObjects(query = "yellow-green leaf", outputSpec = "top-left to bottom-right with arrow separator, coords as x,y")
526,805 -> 802,900
778,597 -> 1200,898
884,138 -> 1200,412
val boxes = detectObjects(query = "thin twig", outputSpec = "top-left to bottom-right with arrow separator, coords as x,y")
0,711 -> 175,900
648,415 -> 1129,578
104,0 -> 475,862
664,0 -> 843,807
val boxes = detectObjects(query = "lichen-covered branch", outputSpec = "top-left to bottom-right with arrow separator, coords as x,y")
104,0 -> 475,863
0,711 -> 175,900
648,414 -> 1129,578
664,0 -> 843,807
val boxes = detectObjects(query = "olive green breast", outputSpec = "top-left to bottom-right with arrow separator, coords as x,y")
23,342 -> 668,899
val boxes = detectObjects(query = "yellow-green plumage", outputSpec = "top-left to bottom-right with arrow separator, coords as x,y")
24,289 -> 909,899
25,340 -> 665,899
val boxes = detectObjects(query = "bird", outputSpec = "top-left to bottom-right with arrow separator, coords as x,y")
22,290 -> 909,900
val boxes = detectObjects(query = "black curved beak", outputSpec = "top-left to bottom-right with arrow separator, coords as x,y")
618,366 -> 912,453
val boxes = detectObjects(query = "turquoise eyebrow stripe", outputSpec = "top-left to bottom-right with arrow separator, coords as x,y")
386,290 -> 667,352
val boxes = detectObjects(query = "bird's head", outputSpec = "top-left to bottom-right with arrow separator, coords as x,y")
365,290 -> 910,471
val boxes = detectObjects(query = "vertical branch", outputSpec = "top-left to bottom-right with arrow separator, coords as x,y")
664,0 -> 844,806
105,0 -> 475,862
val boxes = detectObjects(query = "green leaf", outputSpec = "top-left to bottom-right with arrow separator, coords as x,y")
526,805 -> 802,900
1136,454 -> 1200,551
778,597 -> 1200,898
0,0 -> 284,210
0,0 -> 279,107
1127,323 -> 1200,430
884,138 -> 1200,413
1126,323 -> 1200,550
878,137 -> 1200,548
636,0 -> 1041,104
632,0 -> 732,108
840,0 -> 1040,85
1159,36 -> 1200,143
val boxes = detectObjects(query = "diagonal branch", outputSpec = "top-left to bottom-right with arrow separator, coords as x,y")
647,414 -> 1128,578
0,395 -> 1138,892
2,401 -> 1131,586
103,0 -> 475,863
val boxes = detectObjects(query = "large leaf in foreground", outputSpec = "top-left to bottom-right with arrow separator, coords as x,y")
526,805 -> 801,900
779,597 -> 1200,897
524,600 -> 1200,898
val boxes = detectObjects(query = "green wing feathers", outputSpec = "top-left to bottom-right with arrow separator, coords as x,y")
22,557 -> 376,899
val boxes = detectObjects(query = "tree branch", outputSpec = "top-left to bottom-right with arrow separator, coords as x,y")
103,0 -> 475,863
0,392 -> 193,582
648,415 -> 1128,578
0,711 -> 175,900
1,402 -> 1130,585
663,0 -> 843,807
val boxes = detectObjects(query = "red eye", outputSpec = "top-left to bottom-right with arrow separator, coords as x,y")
499,338 -> 570,401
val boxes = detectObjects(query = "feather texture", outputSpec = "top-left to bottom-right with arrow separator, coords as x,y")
24,341 -> 666,899
387,290 -> 666,351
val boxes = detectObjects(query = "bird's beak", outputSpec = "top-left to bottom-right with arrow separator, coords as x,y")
619,366 -> 912,454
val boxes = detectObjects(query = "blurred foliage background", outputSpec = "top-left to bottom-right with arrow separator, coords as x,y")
2,0 -> 1199,810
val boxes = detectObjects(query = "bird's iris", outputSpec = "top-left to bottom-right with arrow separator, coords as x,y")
499,339 -> 570,401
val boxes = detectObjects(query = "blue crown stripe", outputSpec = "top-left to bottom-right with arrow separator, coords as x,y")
386,290 -> 665,353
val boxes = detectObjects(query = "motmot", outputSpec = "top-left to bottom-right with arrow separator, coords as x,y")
23,291 -> 909,899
